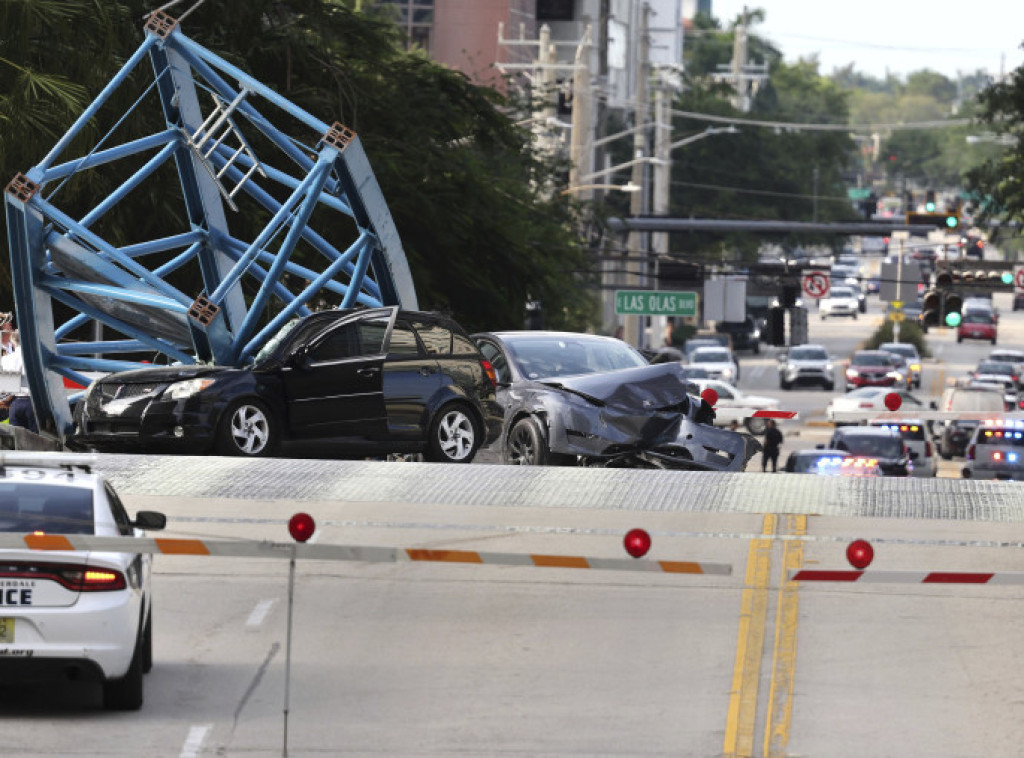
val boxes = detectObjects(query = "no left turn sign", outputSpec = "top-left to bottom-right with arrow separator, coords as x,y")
1014,267 -> 1024,290
801,270 -> 830,299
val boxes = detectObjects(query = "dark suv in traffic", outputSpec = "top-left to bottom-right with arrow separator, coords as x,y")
72,307 -> 503,461
715,316 -> 761,354
824,426 -> 912,476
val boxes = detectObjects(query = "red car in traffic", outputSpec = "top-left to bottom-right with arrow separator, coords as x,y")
845,350 -> 903,391
957,312 -> 997,344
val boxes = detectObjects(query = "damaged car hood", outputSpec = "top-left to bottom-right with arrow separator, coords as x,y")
506,362 -> 761,471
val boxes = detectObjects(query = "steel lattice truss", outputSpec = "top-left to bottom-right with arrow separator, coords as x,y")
4,10 -> 416,439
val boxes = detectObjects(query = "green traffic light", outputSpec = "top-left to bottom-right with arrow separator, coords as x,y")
945,312 -> 962,327
945,215 -> 958,228
925,202 -> 936,212
1002,272 -> 1014,285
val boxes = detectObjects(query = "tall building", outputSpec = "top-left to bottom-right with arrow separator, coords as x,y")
378,1 -> 688,107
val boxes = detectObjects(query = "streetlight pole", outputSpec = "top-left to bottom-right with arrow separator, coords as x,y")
624,2 -> 650,348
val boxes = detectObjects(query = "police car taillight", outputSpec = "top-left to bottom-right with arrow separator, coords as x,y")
966,444 -> 975,460
480,359 -> 497,389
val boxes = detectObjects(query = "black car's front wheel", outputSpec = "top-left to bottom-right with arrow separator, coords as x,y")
426,404 -> 479,463
505,416 -> 573,466
217,399 -> 277,457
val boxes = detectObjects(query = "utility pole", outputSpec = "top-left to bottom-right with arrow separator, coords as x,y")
568,26 -> 593,196
623,2 -> 651,348
535,24 -> 559,157
651,83 -> 671,347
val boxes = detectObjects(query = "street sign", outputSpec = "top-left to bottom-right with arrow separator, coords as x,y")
800,270 -> 830,299
1015,267 -> 1024,291
615,290 -> 697,317
890,312 -> 905,322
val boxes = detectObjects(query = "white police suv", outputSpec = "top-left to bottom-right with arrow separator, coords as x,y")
0,452 -> 166,710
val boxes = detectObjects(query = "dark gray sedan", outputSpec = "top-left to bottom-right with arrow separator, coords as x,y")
472,331 -> 760,470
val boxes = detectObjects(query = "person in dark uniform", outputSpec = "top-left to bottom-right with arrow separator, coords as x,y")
762,419 -> 783,472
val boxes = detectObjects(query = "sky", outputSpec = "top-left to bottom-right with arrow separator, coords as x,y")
709,0 -> 1024,80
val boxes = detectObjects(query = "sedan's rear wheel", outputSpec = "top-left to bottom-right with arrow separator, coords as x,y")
426,404 -> 479,463
217,399 -> 277,457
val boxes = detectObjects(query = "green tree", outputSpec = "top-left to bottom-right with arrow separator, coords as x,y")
1,0 -> 595,332
668,59 -> 858,260
966,62 -> 1024,224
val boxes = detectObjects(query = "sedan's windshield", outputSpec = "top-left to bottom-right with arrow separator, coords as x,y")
789,347 -> 828,360
840,435 -> 903,458
692,349 -> 731,363
504,337 -> 647,379
977,362 -> 1014,375
851,352 -> 891,366
830,287 -> 855,298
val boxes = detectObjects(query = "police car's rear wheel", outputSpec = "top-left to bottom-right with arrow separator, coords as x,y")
218,399 -> 277,457
103,626 -> 144,711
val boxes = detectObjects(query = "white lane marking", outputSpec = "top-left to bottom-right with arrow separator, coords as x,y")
180,724 -> 212,758
246,599 -> 276,628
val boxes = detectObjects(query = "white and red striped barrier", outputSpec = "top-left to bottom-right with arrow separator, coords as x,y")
751,409 -> 799,419
789,569 -> 1023,584
0,533 -> 732,576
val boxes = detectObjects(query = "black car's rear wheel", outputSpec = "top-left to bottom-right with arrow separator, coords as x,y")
217,399 -> 277,457
426,404 -> 479,463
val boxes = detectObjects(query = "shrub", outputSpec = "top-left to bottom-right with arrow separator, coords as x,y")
862,318 -> 931,358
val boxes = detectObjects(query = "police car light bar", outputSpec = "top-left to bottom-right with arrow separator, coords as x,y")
0,452 -> 98,469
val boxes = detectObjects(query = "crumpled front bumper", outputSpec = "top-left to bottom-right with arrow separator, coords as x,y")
547,401 -> 762,471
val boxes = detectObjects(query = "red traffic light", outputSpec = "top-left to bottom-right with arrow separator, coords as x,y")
846,539 -> 874,569
288,512 -> 316,543
623,528 -> 652,559
700,388 -> 718,406
884,392 -> 902,411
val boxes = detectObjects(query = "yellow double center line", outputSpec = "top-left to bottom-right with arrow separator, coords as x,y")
723,514 -> 807,758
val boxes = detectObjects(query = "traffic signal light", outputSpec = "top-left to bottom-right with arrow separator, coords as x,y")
943,292 -> 963,327
925,189 -> 936,212
935,270 -> 953,288
906,212 -> 960,230
921,289 -> 940,328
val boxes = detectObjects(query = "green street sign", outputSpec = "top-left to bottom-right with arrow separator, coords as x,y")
615,290 -> 697,317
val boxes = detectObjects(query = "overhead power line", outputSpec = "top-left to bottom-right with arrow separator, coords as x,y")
669,108 -> 971,132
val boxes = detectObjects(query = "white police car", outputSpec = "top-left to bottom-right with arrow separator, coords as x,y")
0,452 -> 165,710
963,421 -> 1024,480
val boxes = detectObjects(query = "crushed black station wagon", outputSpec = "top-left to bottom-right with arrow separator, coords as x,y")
72,308 -> 502,462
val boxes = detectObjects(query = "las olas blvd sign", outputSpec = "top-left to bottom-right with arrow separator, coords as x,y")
615,290 -> 698,317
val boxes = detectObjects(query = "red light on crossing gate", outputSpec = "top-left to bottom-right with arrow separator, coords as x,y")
700,388 -> 718,406
884,392 -> 902,411
846,539 -> 874,569
623,528 -> 652,559
288,512 -> 316,543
